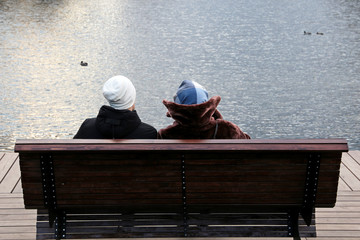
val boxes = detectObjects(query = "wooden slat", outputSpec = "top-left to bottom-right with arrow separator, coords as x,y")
0,233 -> 35,240
0,226 -> 35,233
35,210 -> 315,239
0,152 -> 18,183
36,209 -> 184,239
0,155 -> 20,193
338,177 -> 352,191
14,139 -> 349,152
11,178 -> 22,193
58,238 -> 318,240
348,150 -> 360,165
342,153 -> 360,180
340,154 -> 360,191
0,193 -> 36,240
339,162 -> 353,191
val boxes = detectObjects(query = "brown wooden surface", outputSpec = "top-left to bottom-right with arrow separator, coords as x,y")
20,152 -> 184,208
1,149 -> 360,239
14,139 -> 349,152
185,151 -> 341,207
16,140 -> 346,210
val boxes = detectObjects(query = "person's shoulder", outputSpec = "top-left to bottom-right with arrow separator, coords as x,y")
157,122 -> 190,139
140,121 -> 156,129
83,117 -> 96,124
217,119 -> 250,139
73,118 -> 97,139
217,119 -> 238,130
134,122 -> 157,139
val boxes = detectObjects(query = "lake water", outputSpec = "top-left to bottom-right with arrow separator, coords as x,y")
1,0 -> 359,151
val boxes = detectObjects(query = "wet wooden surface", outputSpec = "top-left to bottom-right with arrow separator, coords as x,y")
1,151 -> 359,239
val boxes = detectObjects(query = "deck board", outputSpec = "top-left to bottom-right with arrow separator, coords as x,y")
348,151 -> 360,165
0,151 -> 359,240
0,157 -> 21,193
0,152 -> 18,186
341,154 -> 360,187
0,193 -> 36,240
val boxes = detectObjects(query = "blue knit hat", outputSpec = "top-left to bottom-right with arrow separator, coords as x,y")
173,80 -> 209,105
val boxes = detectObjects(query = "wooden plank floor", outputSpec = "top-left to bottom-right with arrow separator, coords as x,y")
0,151 -> 359,240
0,152 -> 36,240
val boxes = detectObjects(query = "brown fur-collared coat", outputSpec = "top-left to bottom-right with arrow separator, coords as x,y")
157,96 -> 250,139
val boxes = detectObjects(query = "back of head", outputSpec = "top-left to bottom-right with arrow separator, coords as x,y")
103,75 -> 136,110
173,80 -> 209,105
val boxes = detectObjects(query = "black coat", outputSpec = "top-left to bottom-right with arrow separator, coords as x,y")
74,106 -> 157,139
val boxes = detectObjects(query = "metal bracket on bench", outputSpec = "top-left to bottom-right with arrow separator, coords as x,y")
301,153 -> 321,226
40,154 -> 67,239
287,210 -> 300,239
54,210 -> 67,240
40,153 -> 58,226
181,154 -> 188,237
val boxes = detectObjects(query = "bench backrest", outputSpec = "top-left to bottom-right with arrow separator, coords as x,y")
15,139 -> 348,211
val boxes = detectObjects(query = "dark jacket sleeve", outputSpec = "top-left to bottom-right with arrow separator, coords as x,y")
125,123 -> 158,139
73,118 -> 103,139
73,119 -> 89,139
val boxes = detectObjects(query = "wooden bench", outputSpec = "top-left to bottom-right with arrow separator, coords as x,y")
15,139 -> 348,239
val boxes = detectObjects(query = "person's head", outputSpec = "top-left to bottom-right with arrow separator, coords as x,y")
173,80 -> 209,105
103,75 -> 136,110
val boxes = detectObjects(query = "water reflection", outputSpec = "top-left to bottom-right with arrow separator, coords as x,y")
0,0 -> 359,151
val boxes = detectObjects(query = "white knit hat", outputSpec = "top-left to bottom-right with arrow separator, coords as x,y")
103,75 -> 136,110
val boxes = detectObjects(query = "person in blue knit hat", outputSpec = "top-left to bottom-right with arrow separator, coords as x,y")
158,80 -> 250,139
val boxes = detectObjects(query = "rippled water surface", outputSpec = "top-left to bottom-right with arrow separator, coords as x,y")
1,0 -> 359,151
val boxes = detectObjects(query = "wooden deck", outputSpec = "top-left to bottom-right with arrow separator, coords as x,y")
0,151 -> 359,240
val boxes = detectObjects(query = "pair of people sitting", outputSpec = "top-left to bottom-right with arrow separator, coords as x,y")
73,75 -> 250,139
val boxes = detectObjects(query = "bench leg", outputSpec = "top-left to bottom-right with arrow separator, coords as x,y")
54,210 -> 66,240
301,154 -> 321,226
181,155 -> 189,237
288,210 -> 300,240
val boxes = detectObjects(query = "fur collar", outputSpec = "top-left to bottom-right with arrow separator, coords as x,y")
162,96 -> 223,127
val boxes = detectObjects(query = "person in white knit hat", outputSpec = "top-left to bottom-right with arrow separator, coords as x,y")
74,75 -> 157,139
102,75 -> 137,111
